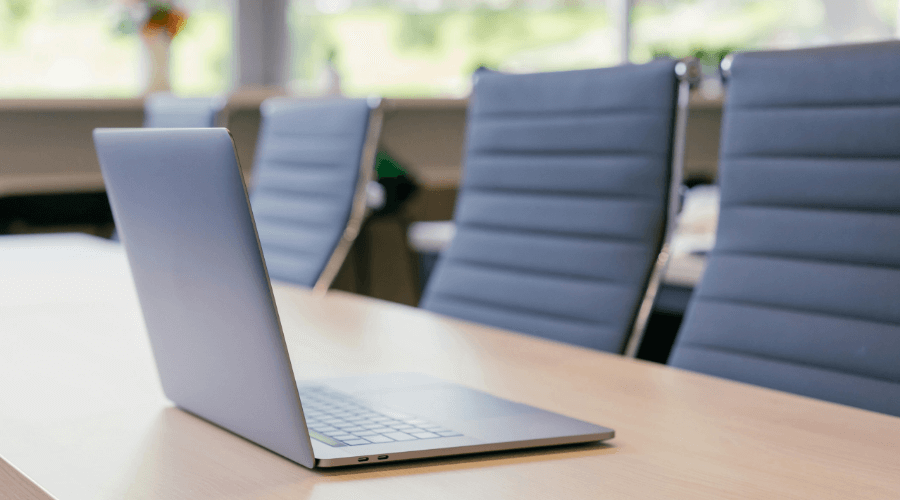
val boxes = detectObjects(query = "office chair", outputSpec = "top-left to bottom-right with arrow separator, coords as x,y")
249,98 -> 382,292
669,41 -> 900,416
143,93 -> 226,128
420,59 -> 698,353
106,94 -> 227,239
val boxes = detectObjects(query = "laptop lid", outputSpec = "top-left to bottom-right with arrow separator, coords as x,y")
93,128 -> 316,468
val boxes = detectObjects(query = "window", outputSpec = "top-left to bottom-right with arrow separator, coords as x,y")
0,0 -> 231,98
631,0 -> 897,72
288,0 -> 899,97
2,0 -> 896,98
170,0 -> 232,96
288,0 -> 618,97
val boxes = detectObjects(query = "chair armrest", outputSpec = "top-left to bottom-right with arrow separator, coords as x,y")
407,221 -> 456,254
365,181 -> 386,210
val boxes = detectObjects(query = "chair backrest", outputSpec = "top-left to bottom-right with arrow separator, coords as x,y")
249,98 -> 381,290
420,60 -> 682,353
143,93 -> 226,128
669,42 -> 900,416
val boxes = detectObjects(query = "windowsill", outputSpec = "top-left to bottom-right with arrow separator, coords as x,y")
0,98 -> 144,111
0,93 -> 724,112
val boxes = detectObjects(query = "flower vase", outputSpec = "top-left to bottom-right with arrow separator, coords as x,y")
141,32 -> 172,94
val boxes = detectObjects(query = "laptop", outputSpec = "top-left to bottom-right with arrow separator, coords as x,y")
93,127 -> 614,468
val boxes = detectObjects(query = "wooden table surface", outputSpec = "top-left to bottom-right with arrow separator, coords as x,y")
0,234 -> 898,499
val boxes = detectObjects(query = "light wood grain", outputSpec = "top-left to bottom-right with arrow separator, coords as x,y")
0,235 -> 898,500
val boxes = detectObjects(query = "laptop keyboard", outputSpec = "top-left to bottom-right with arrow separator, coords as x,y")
299,386 -> 463,447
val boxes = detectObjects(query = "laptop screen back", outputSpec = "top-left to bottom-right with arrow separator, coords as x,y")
94,127 -> 315,467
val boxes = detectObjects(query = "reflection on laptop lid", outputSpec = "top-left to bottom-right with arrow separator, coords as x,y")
93,127 -> 613,468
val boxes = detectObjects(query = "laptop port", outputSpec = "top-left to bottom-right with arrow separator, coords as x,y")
377,455 -> 389,460
358,457 -> 369,462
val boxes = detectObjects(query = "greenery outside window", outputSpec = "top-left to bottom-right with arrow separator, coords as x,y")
289,0 -> 617,97
0,0 -> 231,98
631,0 -> 897,78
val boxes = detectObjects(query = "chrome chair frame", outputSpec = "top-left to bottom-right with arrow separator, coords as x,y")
623,58 -> 702,357
311,98 -> 384,294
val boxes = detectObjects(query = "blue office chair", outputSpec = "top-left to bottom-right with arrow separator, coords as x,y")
143,93 -> 226,128
249,98 -> 382,291
669,41 -> 900,416
420,60 -> 697,353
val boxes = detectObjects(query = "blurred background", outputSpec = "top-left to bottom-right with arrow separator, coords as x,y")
0,0 -> 896,98
0,0 -> 898,323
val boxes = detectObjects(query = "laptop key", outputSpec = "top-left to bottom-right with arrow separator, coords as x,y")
410,432 -> 440,439
365,435 -> 395,443
436,431 -> 463,437
342,439 -> 371,446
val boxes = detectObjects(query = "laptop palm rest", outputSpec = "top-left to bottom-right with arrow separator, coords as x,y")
358,384 -> 539,421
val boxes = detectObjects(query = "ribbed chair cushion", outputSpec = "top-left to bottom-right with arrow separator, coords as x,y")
144,94 -> 224,128
669,42 -> 900,416
420,60 -> 679,353
249,98 -> 371,288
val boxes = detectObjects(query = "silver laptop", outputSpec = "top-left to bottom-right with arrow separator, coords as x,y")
93,127 -> 614,468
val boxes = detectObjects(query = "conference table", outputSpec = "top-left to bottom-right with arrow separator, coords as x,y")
0,234 -> 898,499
